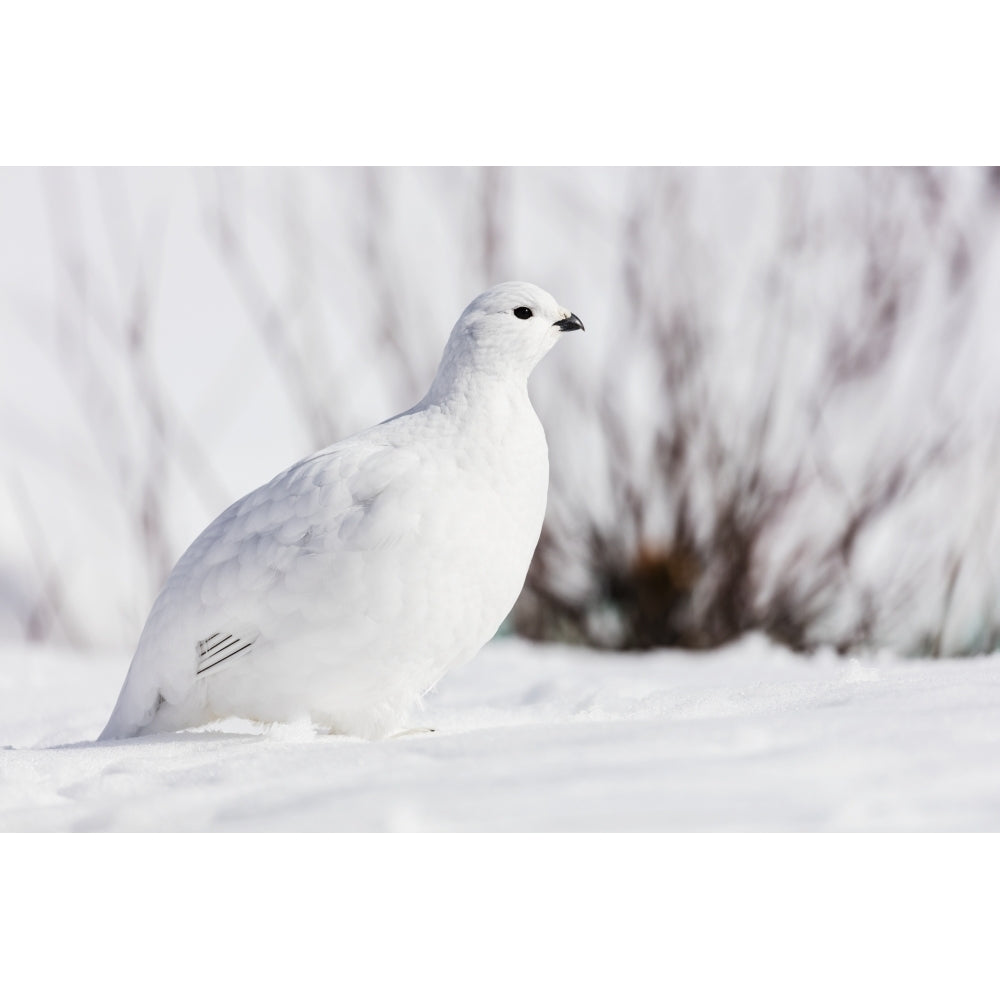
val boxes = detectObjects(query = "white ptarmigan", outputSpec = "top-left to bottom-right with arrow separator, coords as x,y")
99,282 -> 583,741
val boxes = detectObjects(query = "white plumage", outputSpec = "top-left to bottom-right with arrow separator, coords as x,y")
99,282 -> 582,740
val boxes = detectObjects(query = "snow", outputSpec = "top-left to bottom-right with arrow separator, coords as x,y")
3,634 -> 999,831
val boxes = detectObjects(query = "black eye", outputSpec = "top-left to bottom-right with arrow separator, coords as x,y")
513,306 -> 533,320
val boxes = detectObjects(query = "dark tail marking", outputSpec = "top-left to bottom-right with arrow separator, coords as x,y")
196,631 -> 256,675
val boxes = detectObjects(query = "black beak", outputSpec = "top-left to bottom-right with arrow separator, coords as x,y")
554,312 -> 584,332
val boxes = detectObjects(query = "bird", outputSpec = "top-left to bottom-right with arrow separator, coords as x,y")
99,281 -> 583,741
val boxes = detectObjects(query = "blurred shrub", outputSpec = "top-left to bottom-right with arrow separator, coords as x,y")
515,167 -> 1000,655
7,166 -> 1000,656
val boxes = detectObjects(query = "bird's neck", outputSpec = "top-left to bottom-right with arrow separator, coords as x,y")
408,368 -> 538,451
422,355 -> 532,413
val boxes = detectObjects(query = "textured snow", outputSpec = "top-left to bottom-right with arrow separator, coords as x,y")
3,635 -> 999,831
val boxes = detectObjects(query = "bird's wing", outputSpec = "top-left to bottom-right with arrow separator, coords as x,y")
99,437 -> 425,738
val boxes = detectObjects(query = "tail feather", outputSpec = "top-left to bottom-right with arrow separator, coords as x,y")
97,669 -> 162,741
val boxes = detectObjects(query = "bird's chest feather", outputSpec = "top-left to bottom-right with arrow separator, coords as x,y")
427,417 -> 546,559
397,404 -> 548,622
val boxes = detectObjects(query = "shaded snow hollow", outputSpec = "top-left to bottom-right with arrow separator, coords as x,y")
1,635 -> 998,831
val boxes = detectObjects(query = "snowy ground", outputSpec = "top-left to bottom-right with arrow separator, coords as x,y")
1,634 -> 998,832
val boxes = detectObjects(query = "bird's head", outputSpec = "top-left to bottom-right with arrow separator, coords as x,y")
434,282 -> 584,389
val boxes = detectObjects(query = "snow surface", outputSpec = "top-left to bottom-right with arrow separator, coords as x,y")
2,634 -> 998,831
